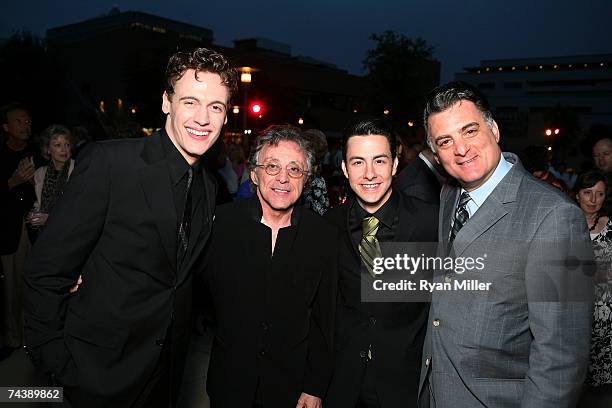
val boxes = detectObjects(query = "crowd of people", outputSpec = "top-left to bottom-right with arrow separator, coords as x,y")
0,47 -> 611,408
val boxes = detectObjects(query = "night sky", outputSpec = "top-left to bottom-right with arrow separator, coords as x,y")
2,0 -> 611,81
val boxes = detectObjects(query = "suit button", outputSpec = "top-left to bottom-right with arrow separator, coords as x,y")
260,321 -> 269,330
259,350 -> 265,356
433,319 -> 440,327
425,358 -> 430,367
155,338 -> 164,346
444,274 -> 452,283
359,350 -> 368,359
369,317 -> 376,326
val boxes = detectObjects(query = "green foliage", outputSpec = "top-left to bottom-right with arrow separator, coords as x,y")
361,30 -> 438,123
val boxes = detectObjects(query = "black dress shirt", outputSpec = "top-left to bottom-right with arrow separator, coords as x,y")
349,189 -> 400,248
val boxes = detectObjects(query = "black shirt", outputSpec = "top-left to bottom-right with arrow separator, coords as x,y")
349,189 -> 399,248
160,130 -> 205,251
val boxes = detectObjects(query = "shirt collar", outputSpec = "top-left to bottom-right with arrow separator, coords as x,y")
463,153 -> 513,210
161,128 -> 191,186
419,152 -> 446,185
353,189 -> 399,229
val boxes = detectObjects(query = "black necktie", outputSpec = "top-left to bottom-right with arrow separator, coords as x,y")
177,166 -> 193,265
449,191 -> 471,244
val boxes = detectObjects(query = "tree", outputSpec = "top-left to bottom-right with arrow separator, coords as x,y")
362,30 -> 439,131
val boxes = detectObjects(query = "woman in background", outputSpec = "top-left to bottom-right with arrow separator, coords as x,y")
576,169 -> 612,407
29,124 -> 75,229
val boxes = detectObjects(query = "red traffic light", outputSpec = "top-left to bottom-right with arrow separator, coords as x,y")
250,102 -> 263,114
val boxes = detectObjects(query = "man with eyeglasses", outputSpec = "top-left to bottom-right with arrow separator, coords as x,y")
201,125 -> 337,408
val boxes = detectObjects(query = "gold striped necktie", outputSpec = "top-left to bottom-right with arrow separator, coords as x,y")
359,216 -> 383,277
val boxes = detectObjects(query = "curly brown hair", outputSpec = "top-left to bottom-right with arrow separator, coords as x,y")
165,48 -> 238,101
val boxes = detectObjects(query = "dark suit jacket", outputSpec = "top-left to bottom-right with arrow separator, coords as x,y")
325,193 -> 438,408
24,130 -> 216,407
396,156 -> 441,204
203,197 -> 337,408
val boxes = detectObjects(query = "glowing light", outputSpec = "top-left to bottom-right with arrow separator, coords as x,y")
408,121 -> 414,127
232,106 -> 240,114
383,109 -> 390,115
298,117 -> 304,125
554,128 -> 560,135
545,129 -> 552,136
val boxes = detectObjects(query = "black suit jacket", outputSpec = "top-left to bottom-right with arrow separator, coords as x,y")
203,197 -> 337,408
24,130 -> 216,407
324,193 -> 438,408
396,157 -> 441,204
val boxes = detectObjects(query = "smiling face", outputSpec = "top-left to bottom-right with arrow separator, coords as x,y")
428,100 -> 501,192
251,140 -> 308,215
48,134 -> 71,167
342,134 -> 398,213
577,181 -> 606,216
162,70 -> 229,165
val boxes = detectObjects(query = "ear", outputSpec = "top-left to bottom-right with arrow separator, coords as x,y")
392,156 -> 399,177
491,120 -> 500,143
341,160 -> 349,179
250,168 -> 259,186
224,114 -> 228,125
162,91 -> 171,114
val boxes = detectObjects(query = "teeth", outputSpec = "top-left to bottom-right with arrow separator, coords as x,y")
273,188 -> 289,193
362,184 -> 379,189
186,128 -> 209,136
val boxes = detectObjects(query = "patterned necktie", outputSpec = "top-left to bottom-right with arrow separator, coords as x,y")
449,191 -> 471,244
177,166 -> 193,265
359,216 -> 383,278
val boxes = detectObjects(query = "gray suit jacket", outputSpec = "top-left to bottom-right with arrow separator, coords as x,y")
418,153 -> 594,408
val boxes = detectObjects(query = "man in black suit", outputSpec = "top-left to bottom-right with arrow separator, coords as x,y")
24,48 -> 238,407
203,125 -> 337,408
396,147 -> 445,204
325,118 -> 438,408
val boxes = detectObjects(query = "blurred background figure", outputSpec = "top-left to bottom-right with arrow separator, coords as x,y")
592,138 -> 612,215
71,125 -> 93,159
0,103 -> 36,358
575,170 -> 612,408
227,142 -> 253,200
396,146 -> 445,204
301,128 -> 330,215
520,145 -> 570,195
29,124 -> 75,233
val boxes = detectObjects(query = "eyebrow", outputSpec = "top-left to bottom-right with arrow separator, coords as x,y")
348,153 -> 390,161
178,96 -> 227,108
433,122 -> 480,142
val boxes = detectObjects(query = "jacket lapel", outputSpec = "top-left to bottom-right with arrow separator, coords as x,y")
138,132 -> 177,275
450,153 -> 523,257
179,166 -> 217,280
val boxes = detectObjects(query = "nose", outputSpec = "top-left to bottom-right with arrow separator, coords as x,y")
364,162 -> 376,180
275,167 -> 289,183
589,193 -> 597,204
453,138 -> 469,156
194,106 -> 210,126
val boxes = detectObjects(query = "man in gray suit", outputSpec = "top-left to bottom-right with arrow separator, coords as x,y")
418,82 -> 594,408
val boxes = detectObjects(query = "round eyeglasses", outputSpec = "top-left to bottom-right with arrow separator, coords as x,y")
254,162 -> 308,178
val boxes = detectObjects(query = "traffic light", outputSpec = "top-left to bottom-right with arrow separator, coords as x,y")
250,102 -> 263,115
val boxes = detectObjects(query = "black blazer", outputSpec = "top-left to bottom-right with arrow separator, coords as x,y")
324,193 -> 438,408
203,197 -> 337,408
24,130 -> 216,407
396,157 -> 441,204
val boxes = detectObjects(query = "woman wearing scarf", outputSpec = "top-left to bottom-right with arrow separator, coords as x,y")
29,124 -> 75,230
